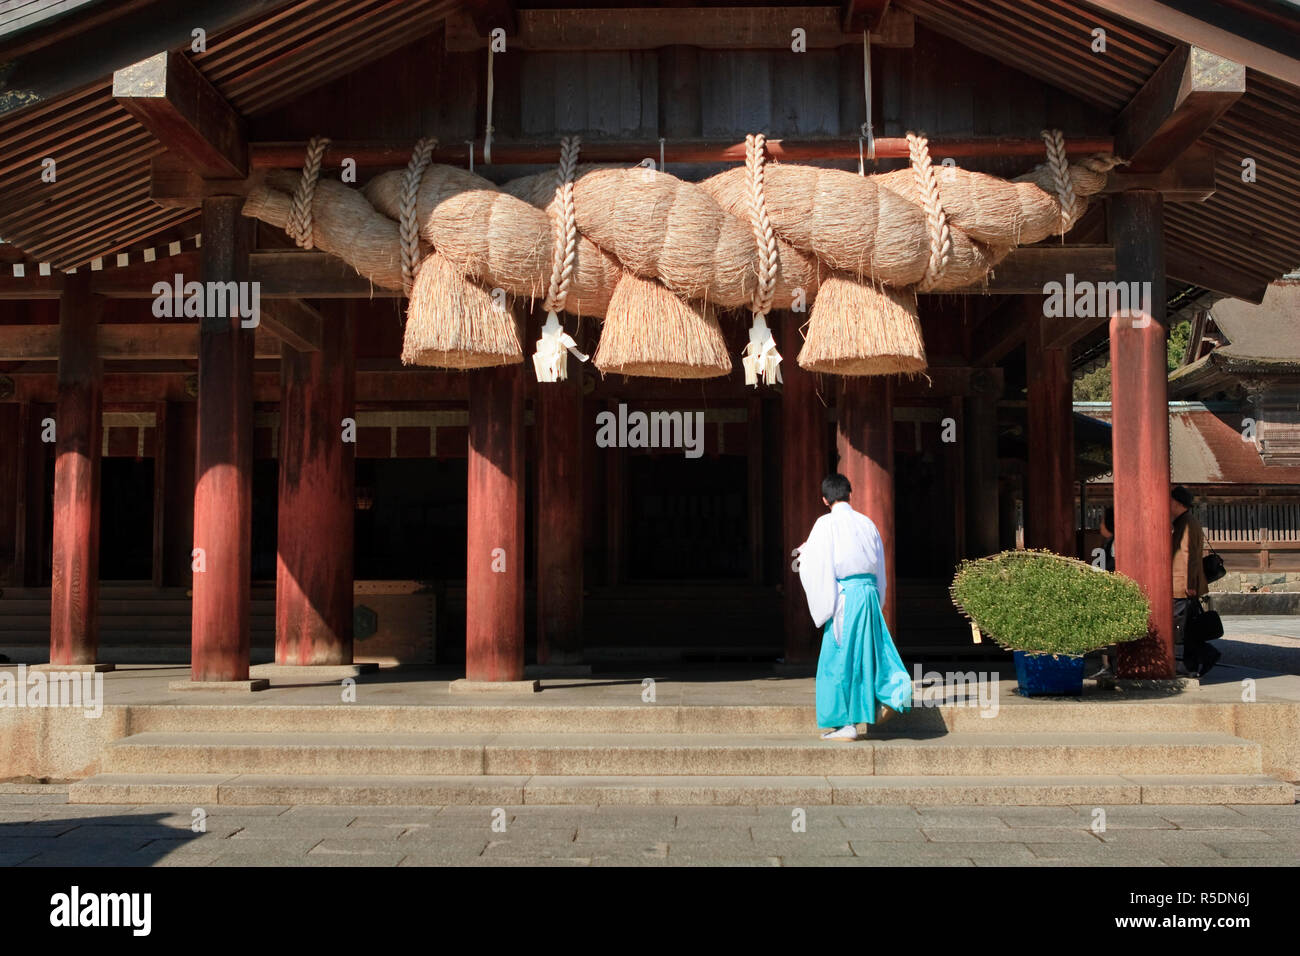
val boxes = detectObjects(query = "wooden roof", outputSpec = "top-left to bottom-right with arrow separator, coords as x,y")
1,0 -> 1298,304
0,0 -> 459,270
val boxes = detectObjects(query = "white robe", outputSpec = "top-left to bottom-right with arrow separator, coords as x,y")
797,501 -> 887,645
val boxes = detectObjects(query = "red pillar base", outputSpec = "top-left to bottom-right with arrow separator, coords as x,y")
466,363 -> 526,682
837,376 -> 896,635
49,274 -> 102,667
275,302 -> 355,666
780,314 -> 828,664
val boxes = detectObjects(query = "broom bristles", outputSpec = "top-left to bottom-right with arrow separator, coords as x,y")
402,251 -> 522,369
593,273 -> 732,379
796,275 -> 927,376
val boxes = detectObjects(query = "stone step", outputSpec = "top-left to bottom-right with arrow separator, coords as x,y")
108,701 -> 1258,737
67,772 -> 1296,806
98,731 -> 1263,777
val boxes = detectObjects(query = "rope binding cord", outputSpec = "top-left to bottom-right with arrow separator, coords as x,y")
534,135 -> 590,383
908,130 -> 953,293
1041,128 -> 1077,237
286,135 -> 331,249
858,30 -> 874,175
742,132 -> 783,387
483,46 -> 496,165
399,136 -> 437,295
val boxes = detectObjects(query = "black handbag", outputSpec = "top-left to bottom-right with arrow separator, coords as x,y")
1202,549 -> 1226,584
1187,598 -> 1224,644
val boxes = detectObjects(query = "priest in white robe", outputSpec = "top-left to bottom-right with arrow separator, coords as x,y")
796,473 -> 912,740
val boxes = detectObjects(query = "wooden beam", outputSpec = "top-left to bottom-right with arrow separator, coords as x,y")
463,0 -> 518,36
249,135 -> 1111,169
0,324 -> 281,360
1083,0 -> 1300,89
113,50 -> 248,178
842,0 -> 892,33
150,154 -> 260,207
444,5 -> 914,51
1115,46 -> 1244,172
1167,245 -> 1268,303
1101,144 -> 1217,199
985,245 -> 1116,295
260,298 -> 323,352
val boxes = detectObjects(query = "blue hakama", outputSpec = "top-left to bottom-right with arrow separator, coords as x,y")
815,573 -> 912,728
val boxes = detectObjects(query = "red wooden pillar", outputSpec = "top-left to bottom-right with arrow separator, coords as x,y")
1110,191 -> 1175,678
1025,305 -> 1076,556
536,362 -> 584,665
780,313 -> 826,663
276,301 -> 355,665
191,197 -> 254,682
49,274 -> 103,665
466,362 -> 525,681
837,375 -> 896,635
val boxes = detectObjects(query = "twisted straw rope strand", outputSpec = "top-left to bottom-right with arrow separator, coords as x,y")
745,133 -> 779,317
908,131 -> 953,294
400,137 -> 438,294
1041,128 -> 1078,236
542,135 -> 582,314
287,135 -> 330,250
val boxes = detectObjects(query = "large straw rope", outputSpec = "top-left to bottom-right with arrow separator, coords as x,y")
244,131 -> 1122,319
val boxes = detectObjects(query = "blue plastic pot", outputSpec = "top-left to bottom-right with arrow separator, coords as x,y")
1013,650 -> 1085,696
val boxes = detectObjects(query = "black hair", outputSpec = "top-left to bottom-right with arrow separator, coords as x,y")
1171,485 -> 1194,509
1103,506 -> 1115,532
822,473 -> 851,504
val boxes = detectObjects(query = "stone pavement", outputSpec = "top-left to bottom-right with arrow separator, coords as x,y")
0,788 -> 1295,867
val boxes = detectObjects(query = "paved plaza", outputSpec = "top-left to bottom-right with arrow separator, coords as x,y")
0,787 -> 1295,867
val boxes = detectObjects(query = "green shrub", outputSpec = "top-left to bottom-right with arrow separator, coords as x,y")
950,549 -> 1151,656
